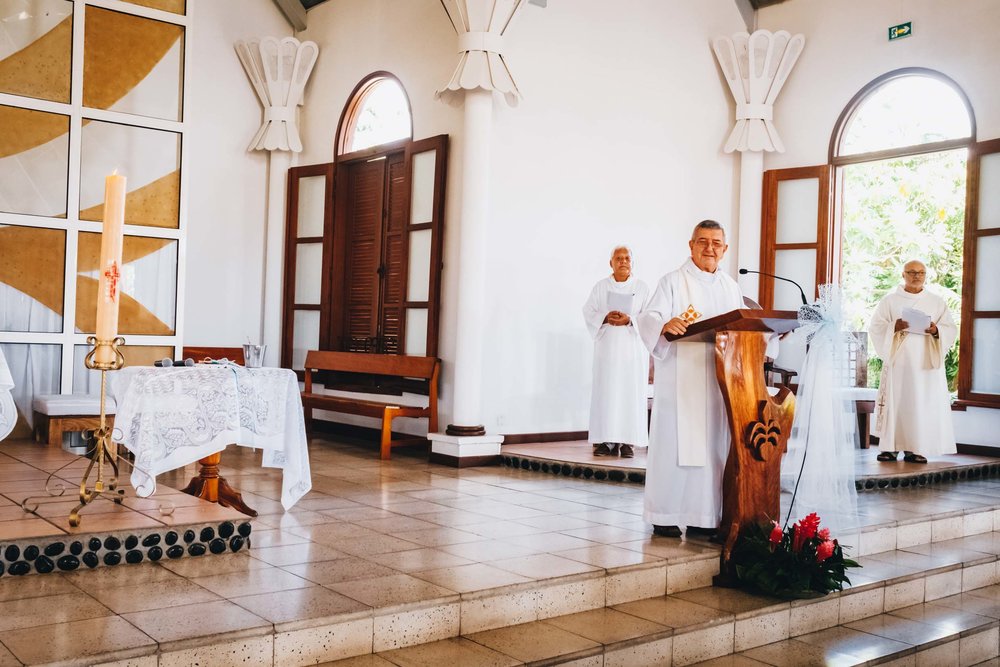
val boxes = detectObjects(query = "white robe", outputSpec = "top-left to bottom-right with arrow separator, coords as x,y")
869,286 -> 957,456
583,275 -> 650,447
637,259 -> 743,528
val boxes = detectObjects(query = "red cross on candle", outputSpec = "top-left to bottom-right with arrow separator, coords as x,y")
103,261 -> 121,303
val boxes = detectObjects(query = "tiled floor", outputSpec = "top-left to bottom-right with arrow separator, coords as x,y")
0,435 -> 998,664
0,441 -> 245,539
501,440 -> 1000,478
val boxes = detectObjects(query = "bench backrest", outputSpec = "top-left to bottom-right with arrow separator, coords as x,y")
304,351 -> 437,379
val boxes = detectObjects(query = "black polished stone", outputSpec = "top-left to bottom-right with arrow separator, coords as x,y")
104,536 -> 121,551
165,531 -> 178,545
8,561 -> 30,576
200,527 -> 215,542
44,542 -> 65,557
88,537 -> 101,552
57,555 -> 80,571
34,556 -> 54,574
188,543 -> 206,557
142,534 -> 161,547
103,552 -> 122,566
124,535 -> 139,550
69,541 -> 83,556
237,522 -> 251,537
148,546 -> 163,561
229,536 -> 244,552
183,530 -> 196,544
166,545 -> 184,559
23,545 -> 39,561
0,561 -> 4,576
82,552 -> 99,568
218,521 -> 235,538
4,545 -> 19,562
208,538 -> 227,554
125,550 -> 143,564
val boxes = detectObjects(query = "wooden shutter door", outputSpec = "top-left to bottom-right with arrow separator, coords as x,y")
380,153 -> 408,354
342,159 -> 386,351
760,165 -> 832,309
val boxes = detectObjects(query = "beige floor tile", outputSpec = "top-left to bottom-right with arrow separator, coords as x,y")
413,563 -> 531,593
0,615 -> 155,666
232,585 -> 371,625
378,636 -> 520,667
741,638 -> 857,666
63,562 -> 181,595
88,577 -> 223,613
354,515 -> 443,534
890,601 -> 996,632
466,621 -> 600,663
392,526 -> 487,547
795,625 -> 916,662
192,565 -> 314,597
674,587 -> 787,616
61,512 -> 168,534
283,556 -> 402,585
0,571 -> 81,601
328,573 -> 457,608
249,541 -> 347,566
542,606 -> 669,644
438,539 -> 546,562
246,526 -> 313,548
317,654 -> 397,666
612,596 -> 733,630
0,591 -> 113,631
489,553 -> 602,579
555,544 -> 658,569
368,547 -> 474,573
0,516 -> 64,539
122,599 -> 271,643
157,551 -> 269,577
846,612 -> 954,645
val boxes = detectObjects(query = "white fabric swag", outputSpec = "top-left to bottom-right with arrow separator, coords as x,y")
235,37 -> 319,152
712,29 -> 805,153
436,0 -> 526,107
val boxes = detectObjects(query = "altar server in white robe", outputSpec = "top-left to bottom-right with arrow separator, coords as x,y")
583,246 -> 650,458
870,260 -> 957,463
637,220 -> 742,538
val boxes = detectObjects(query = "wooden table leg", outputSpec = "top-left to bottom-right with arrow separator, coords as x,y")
180,451 -> 257,517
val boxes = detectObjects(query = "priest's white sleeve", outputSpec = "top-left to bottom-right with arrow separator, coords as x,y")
935,299 -> 958,351
637,278 -> 674,360
582,282 -> 608,341
868,296 -> 895,361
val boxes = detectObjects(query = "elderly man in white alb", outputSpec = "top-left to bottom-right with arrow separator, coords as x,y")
638,220 -> 742,539
869,260 -> 957,464
582,246 -> 650,458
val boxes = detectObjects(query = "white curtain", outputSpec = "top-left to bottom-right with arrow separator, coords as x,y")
234,37 -> 319,152
436,0 -> 526,107
712,30 -> 805,153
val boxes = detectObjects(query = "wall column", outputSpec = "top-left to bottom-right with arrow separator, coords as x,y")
737,150 -> 764,300
261,150 -> 291,365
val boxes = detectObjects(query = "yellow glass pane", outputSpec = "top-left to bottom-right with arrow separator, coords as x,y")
84,7 -> 184,121
0,225 -> 65,332
79,120 -> 180,229
0,105 -> 69,218
75,232 -> 177,335
0,0 -> 73,103
120,0 -> 186,15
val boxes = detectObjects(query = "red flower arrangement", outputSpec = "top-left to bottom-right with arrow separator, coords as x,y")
731,513 -> 860,598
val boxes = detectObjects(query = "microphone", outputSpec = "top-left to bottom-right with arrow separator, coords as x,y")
739,268 -> 809,306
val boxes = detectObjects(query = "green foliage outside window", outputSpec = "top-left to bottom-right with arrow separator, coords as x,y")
840,149 -> 966,392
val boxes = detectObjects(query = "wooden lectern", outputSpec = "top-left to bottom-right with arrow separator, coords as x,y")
666,308 -> 801,584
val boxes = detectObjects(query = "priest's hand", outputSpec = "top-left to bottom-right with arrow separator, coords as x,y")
926,321 -> 939,337
661,317 -> 688,336
607,311 -> 630,326
894,318 -> 908,333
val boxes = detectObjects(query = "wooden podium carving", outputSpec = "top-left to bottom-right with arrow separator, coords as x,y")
667,308 -> 800,584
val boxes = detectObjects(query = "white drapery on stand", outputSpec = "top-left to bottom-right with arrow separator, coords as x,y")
234,37 -> 319,152
712,29 -> 805,153
435,0 -> 526,107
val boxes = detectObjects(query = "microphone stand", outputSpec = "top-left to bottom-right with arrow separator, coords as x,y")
739,268 -> 809,306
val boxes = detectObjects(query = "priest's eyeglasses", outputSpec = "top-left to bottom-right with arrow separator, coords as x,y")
693,239 -> 726,248
904,270 -> 926,276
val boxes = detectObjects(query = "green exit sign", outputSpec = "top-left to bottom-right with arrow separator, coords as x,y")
889,21 -> 912,41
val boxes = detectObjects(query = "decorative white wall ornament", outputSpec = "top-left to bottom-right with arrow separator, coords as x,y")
712,30 -> 805,153
436,0 -> 526,107
235,36 -> 319,152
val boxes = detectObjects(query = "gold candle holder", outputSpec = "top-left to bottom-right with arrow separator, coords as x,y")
70,335 -> 127,527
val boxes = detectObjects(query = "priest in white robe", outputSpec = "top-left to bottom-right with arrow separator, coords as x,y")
869,260 -> 957,463
582,246 -> 650,458
637,220 -> 743,538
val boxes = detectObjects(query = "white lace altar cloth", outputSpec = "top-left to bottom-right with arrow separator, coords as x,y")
109,365 -> 311,510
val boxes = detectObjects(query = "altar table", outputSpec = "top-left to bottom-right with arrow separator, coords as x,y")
109,364 -> 311,512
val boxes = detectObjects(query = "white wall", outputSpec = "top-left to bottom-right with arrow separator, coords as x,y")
183,0 -> 291,346
295,0 -> 746,435
758,0 -> 1000,446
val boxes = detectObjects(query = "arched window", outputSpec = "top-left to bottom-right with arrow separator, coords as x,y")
337,74 -> 412,155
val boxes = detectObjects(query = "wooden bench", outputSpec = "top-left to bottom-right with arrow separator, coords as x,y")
301,351 -> 440,460
32,394 -> 115,447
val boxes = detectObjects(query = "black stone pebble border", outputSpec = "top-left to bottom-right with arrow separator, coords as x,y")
0,520 -> 252,577
501,455 -> 1000,492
